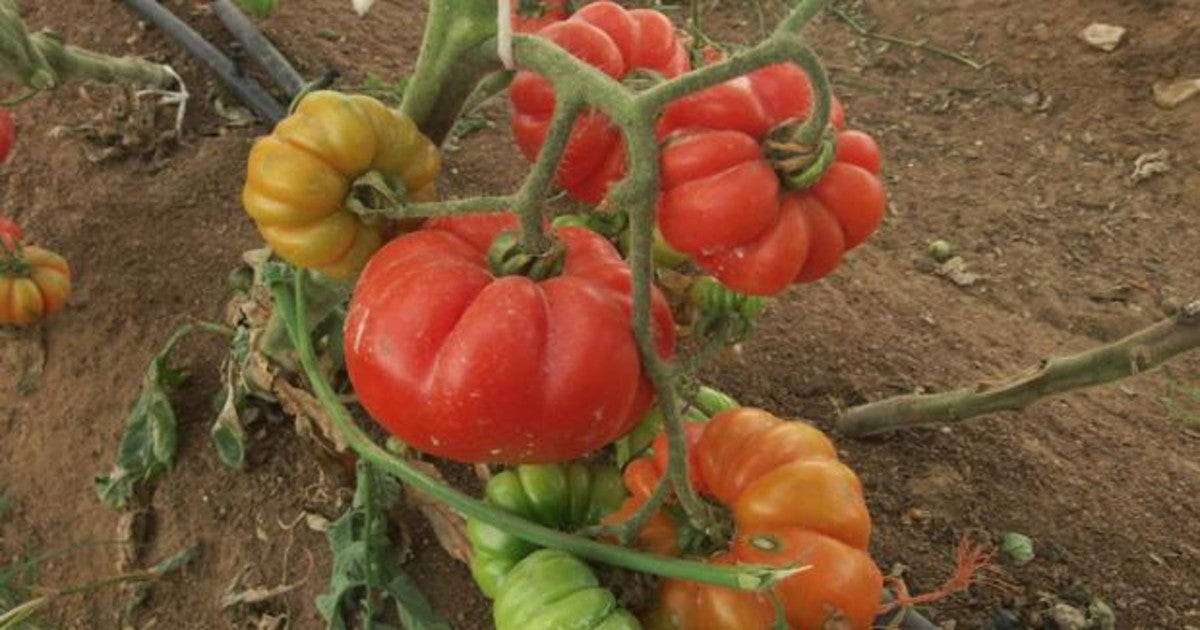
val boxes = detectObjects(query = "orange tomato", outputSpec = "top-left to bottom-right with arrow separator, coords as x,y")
0,245 -> 71,325
626,408 -> 883,629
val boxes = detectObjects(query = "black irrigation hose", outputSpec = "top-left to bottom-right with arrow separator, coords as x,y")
210,0 -> 304,98
119,0 -> 286,123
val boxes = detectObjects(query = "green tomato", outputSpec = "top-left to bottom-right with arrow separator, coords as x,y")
466,462 -> 626,598
494,549 -> 641,630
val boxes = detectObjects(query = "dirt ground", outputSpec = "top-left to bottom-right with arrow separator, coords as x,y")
1,0 -> 1198,628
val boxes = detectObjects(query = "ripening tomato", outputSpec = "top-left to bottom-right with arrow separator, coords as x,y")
510,1 -> 689,204
242,91 -> 440,279
0,245 -> 71,326
0,109 -> 14,164
652,62 -> 886,296
0,217 -> 22,252
619,408 -> 883,630
343,212 -> 676,464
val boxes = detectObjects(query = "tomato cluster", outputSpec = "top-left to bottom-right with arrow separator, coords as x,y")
512,3 -> 887,296
237,3 -> 891,627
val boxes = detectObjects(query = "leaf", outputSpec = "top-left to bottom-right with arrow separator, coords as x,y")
405,461 -> 473,566
212,329 -> 252,470
317,462 -> 449,630
95,351 -> 187,511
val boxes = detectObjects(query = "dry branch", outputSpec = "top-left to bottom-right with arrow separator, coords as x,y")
838,300 -> 1200,437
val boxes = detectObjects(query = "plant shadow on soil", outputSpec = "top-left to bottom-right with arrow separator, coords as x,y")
1,0 -> 1198,628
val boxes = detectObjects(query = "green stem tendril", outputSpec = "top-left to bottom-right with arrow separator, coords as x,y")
283,269 -> 796,591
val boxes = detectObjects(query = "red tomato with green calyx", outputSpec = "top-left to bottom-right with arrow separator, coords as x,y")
510,1 -> 689,204
0,217 -> 22,252
343,212 -> 676,464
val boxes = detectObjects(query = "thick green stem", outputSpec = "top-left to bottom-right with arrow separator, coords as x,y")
839,300 -> 1200,437
285,270 -> 795,591
0,0 -> 172,90
400,0 -> 499,134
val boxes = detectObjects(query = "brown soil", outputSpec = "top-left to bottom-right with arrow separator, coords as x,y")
1,0 -> 1197,629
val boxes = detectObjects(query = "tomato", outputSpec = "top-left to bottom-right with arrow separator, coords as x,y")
510,1 -> 689,204
513,0 -> 572,33
656,126 -> 885,296
343,212 -> 676,463
645,554 -> 777,630
650,60 -> 886,296
658,63 -> 846,139
493,549 -> 640,630
621,408 -> 883,630
466,462 -> 626,598
242,91 -> 440,279
0,217 -> 22,252
0,245 -> 71,326
0,109 -> 13,164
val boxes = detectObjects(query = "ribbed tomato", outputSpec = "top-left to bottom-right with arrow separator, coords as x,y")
618,408 -> 884,629
655,64 -> 886,296
0,245 -> 71,326
509,1 -> 689,204
343,212 -> 676,463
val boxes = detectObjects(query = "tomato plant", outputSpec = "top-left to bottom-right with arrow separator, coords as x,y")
618,408 -> 883,629
510,1 -> 690,203
0,245 -> 71,326
0,109 -> 14,164
343,212 -> 676,463
466,462 -> 625,597
242,90 -> 441,279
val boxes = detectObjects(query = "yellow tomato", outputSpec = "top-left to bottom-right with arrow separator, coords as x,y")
242,91 -> 441,279
0,245 -> 71,325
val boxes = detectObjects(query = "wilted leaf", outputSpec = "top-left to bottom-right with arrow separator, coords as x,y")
317,462 -> 449,630
1078,23 -> 1125,52
212,329 -> 252,470
95,351 -> 188,510
1129,149 -> 1170,183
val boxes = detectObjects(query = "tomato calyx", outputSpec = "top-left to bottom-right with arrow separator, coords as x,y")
487,230 -> 567,280
763,120 -> 838,190
0,243 -> 30,278
347,170 -> 406,216
688,276 -> 768,343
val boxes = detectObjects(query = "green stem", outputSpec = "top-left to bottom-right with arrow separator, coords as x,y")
0,0 -> 172,90
361,461 -> 380,630
775,0 -> 831,35
512,95 -> 582,254
285,270 -> 793,591
399,0 -> 499,134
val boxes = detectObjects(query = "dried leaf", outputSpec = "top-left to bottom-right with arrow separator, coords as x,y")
351,0 -> 374,16
934,256 -> 984,287
1129,149 -> 1170,183
405,460 -> 474,566
1152,78 -> 1200,109
222,582 -> 303,609
274,379 -> 349,456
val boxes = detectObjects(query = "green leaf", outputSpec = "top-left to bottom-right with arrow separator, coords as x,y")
94,335 -> 191,510
317,462 -> 449,630
1001,532 -> 1035,566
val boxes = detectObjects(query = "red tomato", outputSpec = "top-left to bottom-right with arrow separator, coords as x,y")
0,217 -> 22,253
657,128 -> 885,295
658,63 -> 846,138
510,1 -> 689,204
343,212 -> 676,464
0,109 -> 14,164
